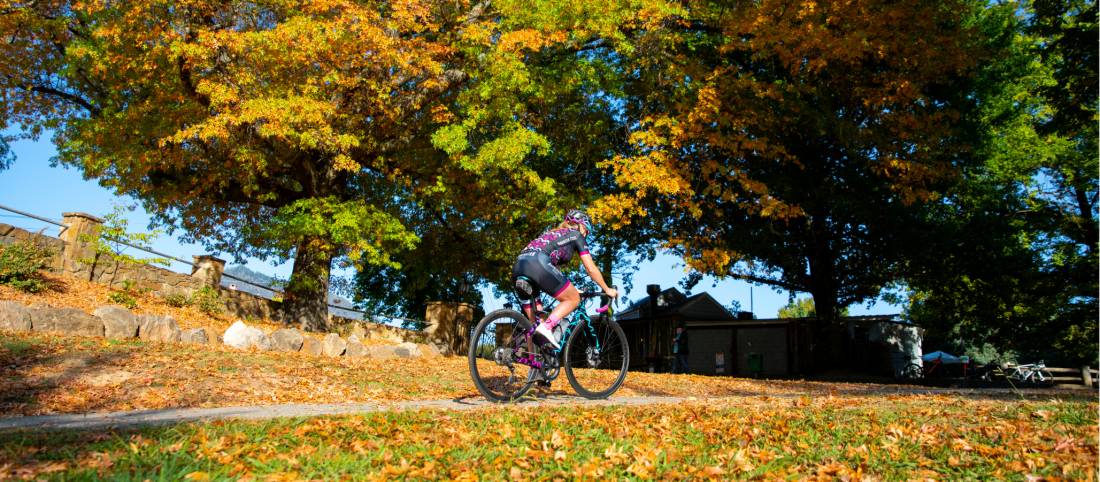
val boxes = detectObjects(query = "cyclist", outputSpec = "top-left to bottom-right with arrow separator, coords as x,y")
512,209 -> 618,349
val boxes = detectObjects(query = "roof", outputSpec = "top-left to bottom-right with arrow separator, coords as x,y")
686,313 -> 911,329
617,287 -> 735,322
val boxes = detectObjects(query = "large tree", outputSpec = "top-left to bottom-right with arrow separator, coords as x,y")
352,0 -> 667,317
0,0 -> 571,330
592,0 -> 990,336
905,0 -> 1098,365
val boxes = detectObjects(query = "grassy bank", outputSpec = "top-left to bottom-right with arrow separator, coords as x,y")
2,396 -> 1095,480
2,330 -> 930,416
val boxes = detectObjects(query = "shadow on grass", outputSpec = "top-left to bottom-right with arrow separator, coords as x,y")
0,331 -> 145,416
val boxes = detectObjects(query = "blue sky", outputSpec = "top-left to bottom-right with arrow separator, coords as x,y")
0,134 -> 902,318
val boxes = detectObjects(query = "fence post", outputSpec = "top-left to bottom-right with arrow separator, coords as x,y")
191,255 -> 225,288
1082,366 -> 1094,387
59,212 -> 104,279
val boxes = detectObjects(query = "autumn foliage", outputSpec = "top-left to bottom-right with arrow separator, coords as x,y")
0,0 -> 1094,361
0,0 -> 591,329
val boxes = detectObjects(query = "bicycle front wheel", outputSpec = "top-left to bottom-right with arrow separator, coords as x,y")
468,309 -> 536,402
564,317 -> 629,399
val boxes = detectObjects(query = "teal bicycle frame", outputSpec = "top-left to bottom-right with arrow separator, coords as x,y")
512,290 -> 610,370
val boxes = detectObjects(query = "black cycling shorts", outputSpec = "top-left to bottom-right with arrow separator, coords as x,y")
512,251 -> 572,300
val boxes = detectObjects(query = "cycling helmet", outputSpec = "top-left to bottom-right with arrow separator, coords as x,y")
564,209 -> 593,234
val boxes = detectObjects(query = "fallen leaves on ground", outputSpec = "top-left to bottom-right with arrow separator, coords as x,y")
1,397 -> 1095,480
0,328 -> 997,416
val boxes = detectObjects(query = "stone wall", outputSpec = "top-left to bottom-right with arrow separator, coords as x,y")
0,223 -> 66,272
221,288 -> 280,321
0,217 -> 206,298
331,315 -> 426,345
0,300 -> 442,360
1,213 -> 468,349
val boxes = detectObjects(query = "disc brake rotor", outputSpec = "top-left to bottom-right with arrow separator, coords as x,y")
586,347 -> 600,368
494,347 -> 513,367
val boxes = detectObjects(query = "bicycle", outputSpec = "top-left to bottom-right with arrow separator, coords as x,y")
899,358 -> 946,380
467,283 -> 630,402
1003,360 -> 1053,385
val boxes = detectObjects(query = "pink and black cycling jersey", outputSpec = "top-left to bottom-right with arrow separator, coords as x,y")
521,228 -> 590,266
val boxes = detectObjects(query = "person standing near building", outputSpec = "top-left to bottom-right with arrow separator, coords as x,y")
672,321 -> 690,374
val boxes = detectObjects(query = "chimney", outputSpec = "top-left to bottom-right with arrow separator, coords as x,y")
646,284 -> 660,318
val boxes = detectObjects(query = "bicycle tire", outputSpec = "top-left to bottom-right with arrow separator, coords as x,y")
563,316 -> 629,399
1007,369 -> 1027,383
900,362 -> 923,380
468,309 -> 536,402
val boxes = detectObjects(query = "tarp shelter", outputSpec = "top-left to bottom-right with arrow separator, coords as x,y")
922,351 -> 963,364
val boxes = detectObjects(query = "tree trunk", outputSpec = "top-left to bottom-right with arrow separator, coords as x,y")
1072,174 -> 1097,256
807,214 -> 844,371
282,236 -> 334,332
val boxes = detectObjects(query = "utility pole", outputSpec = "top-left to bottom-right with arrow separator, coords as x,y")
750,285 -> 754,315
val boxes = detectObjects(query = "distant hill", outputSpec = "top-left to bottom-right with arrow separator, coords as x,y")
222,265 -> 279,299
222,265 -> 359,313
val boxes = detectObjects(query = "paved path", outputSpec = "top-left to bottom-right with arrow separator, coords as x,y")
0,386 -> 1090,432
0,394 -> 695,432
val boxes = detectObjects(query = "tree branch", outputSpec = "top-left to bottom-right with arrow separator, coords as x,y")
178,56 -> 211,107
725,271 -> 801,291
24,83 -> 100,116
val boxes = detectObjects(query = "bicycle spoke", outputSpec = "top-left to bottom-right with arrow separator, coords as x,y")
564,318 -> 629,399
469,310 -> 534,402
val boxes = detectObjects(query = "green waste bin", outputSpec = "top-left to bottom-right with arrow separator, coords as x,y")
747,352 -> 764,378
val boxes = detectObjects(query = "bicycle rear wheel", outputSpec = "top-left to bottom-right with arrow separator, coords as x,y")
468,309 -> 536,402
564,317 -> 629,399
900,363 -> 924,381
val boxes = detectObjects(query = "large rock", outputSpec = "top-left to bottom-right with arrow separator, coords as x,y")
255,333 -> 274,350
345,341 -> 368,358
396,342 -> 422,358
418,343 -> 443,358
32,307 -> 105,337
301,337 -> 323,356
222,320 -> 270,350
0,301 -> 32,332
138,314 -> 181,343
271,328 -> 305,352
181,328 -> 209,345
367,344 -> 398,360
322,333 -> 347,357
348,323 -> 367,340
93,305 -> 139,339
427,342 -> 453,357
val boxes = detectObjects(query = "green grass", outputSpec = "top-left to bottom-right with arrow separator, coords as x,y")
1,398 -> 1095,480
1,338 -> 34,357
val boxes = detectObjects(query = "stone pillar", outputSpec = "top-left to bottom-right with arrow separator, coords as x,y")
495,323 -> 510,348
60,212 -> 104,279
191,255 -> 226,288
424,301 -> 474,355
